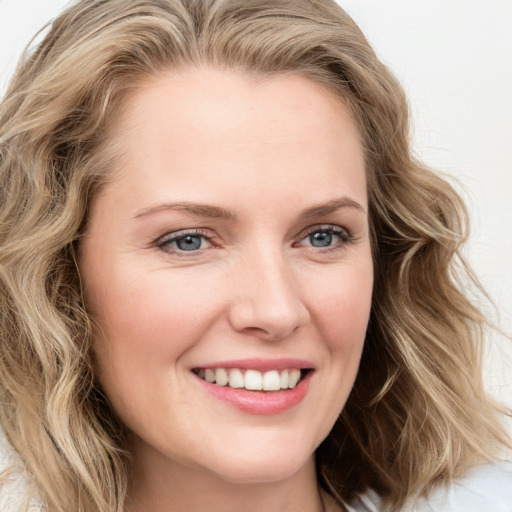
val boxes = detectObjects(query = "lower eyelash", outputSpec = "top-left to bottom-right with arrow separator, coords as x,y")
304,226 -> 353,244
157,229 -> 212,251
155,226 -> 353,254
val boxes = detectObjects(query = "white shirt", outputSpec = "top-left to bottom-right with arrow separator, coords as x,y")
347,462 -> 512,512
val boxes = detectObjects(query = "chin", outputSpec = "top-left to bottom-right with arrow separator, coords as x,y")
215,461 -> 309,485
201,442 -> 315,485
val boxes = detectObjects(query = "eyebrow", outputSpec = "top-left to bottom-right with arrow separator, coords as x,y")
133,196 -> 366,221
133,202 -> 236,220
299,197 -> 366,218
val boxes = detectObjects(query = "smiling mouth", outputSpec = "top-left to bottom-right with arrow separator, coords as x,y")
192,368 -> 311,392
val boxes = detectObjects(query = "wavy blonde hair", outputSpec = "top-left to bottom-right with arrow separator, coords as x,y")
0,1 -> 508,510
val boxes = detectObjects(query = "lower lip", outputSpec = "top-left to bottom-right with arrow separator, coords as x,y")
194,372 -> 312,415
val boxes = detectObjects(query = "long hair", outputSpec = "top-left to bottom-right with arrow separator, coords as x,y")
0,1 -> 508,510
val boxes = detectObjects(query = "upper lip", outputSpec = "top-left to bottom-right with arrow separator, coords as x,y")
192,358 -> 315,372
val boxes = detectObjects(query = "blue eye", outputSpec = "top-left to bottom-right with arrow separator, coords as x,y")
299,226 -> 352,249
309,231 -> 333,247
158,230 -> 212,254
175,234 -> 203,251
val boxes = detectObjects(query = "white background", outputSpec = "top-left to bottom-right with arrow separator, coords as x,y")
1,0 -> 511,410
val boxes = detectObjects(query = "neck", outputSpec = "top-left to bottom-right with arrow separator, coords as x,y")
127,447 -> 330,512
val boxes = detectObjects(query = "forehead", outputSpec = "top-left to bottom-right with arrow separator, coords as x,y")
115,67 -> 355,129
99,67 -> 367,213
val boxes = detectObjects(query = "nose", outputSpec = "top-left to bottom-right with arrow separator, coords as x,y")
227,248 -> 310,341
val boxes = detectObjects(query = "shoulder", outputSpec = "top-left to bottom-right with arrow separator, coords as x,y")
0,428 -> 42,512
348,462 -> 512,512
412,462 -> 512,512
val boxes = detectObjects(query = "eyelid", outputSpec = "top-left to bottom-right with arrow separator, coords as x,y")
156,228 -> 216,254
154,224 -> 354,256
294,224 -> 354,248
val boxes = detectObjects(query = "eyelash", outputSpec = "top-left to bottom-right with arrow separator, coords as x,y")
295,225 -> 354,251
157,229 -> 214,255
156,225 -> 354,256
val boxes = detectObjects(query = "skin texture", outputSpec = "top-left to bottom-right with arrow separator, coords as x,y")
79,67 -> 373,512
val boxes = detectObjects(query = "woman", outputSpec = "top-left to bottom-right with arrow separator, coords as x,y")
0,1 -> 510,511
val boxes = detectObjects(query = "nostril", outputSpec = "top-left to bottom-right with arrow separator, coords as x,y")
226,263 -> 310,340
228,301 -> 308,342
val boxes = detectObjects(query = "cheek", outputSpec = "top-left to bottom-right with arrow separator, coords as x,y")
305,260 -> 373,353
90,267 -> 224,358
86,267 -> 227,431
297,260 -> 372,445
85,263 -> 222,388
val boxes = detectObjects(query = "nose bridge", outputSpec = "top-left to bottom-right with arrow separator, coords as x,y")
228,243 -> 309,340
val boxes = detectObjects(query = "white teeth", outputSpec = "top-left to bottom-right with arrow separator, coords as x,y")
288,369 -> 301,389
197,367 -> 307,391
262,370 -> 281,391
245,369 -> 263,390
215,368 -> 229,386
280,369 -> 289,389
228,368 -> 244,388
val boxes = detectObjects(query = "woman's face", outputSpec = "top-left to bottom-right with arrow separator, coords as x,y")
79,68 -> 373,485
